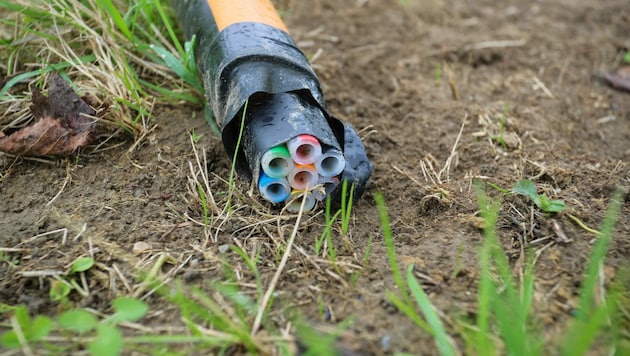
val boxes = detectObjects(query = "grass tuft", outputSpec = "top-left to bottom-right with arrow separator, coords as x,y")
561,191 -> 624,355
376,184 -> 626,355
0,0 -> 205,143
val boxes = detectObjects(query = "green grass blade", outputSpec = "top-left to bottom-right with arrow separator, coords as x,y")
184,35 -> 199,73
317,209 -> 341,256
126,334 -> 239,345
230,245 -> 263,298
561,192 -> 622,354
386,291 -> 430,332
297,318 -> 353,356
575,193 -> 622,317
475,187 -> 497,356
0,71 -> 41,98
375,192 -> 409,304
341,181 -> 355,236
0,2 -> 49,19
226,99 -> 248,212
561,302 -> 612,355
149,44 -> 202,91
376,193 -> 432,333
204,104 -> 221,136
0,54 -> 97,98
136,78 -> 202,104
406,265 -> 455,356
477,185 -> 540,355
153,0 -> 185,56
97,0 -> 133,40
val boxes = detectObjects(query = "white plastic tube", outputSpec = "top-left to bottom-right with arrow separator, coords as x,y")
285,191 -> 316,212
288,163 -> 318,190
287,134 -> 322,165
315,149 -> 345,177
261,145 -> 294,178
258,173 -> 291,203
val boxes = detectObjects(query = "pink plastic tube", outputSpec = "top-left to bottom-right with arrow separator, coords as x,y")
287,134 -> 322,165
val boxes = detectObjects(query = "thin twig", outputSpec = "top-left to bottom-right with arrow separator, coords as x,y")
533,76 -> 554,98
461,39 -> 527,52
46,161 -> 71,207
18,228 -> 68,246
438,115 -> 467,183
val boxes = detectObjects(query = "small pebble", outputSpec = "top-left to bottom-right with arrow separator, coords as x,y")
132,241 -> 151,254
381,334 -> 392,351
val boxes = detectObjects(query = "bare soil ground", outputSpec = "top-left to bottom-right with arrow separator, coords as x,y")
1,0 -> 629,354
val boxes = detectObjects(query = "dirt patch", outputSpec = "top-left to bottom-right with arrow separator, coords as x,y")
1,0 -> 629,354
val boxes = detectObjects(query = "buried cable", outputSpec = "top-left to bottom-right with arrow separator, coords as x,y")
175,0 -> 373,210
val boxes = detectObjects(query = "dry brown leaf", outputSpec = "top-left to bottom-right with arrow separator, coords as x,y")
0,73 -> 98,156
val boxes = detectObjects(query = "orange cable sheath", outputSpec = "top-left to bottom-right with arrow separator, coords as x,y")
206,0 -> 289,32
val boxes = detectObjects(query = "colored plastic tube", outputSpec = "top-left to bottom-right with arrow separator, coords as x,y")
313,175 -> 341,201
287,135 -> 322,165
258,172 -> 291,203
175,0 -> 373,207
287,163 -> 318,191
285,191 -> 316,213
261,145 -> 294,178
315,149 -> 346,178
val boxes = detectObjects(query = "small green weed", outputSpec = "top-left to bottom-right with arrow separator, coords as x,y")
0,250 -> 19,265
486,179 -> 566,214
0,297 -> 149,356
196,181 -> 210,225
0,304 -> 53,350
434,63 -> 442,86
295,318 -> 353,356
511,179 -> 566,213
491,105 -> 510,149
190,128 -> 203,143
50,256 -> 95,302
